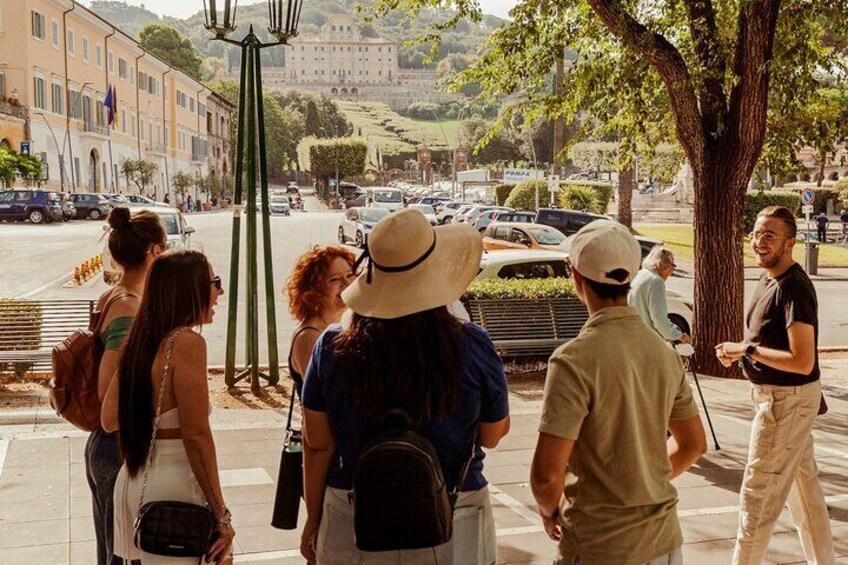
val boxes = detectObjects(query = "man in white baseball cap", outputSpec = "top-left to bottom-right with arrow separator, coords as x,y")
530,220 -> 707,565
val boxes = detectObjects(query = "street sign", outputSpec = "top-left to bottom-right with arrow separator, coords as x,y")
801,188 -> 815,205
503,168 -> 544,183
548,175 -> 560,193
802,205 -> 814,214
19,141 -> 30,155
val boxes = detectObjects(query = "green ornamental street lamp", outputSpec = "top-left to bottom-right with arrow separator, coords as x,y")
203,0 -> 304,387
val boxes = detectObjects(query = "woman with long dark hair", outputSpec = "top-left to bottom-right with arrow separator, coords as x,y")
87,207 -> 166,565
101,250 -> 234,564
300,209 -> 511,564
286,245 -> 357,397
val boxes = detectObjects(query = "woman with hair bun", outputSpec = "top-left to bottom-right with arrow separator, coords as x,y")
85,206 -> 166,565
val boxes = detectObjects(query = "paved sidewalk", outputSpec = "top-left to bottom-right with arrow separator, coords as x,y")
1,373 -> 847,564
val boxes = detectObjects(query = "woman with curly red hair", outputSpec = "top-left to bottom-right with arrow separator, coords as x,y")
286,246 -> 357,396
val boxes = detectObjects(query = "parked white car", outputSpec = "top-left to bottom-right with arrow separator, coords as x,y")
367,187 -> 404,212
476,249 -> 693,335
437,202 -> 469,224
407,204 -> 438,225
339,206 -> 391,248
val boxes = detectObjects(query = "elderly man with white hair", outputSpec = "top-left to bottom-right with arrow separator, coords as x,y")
628,246 -> 691,344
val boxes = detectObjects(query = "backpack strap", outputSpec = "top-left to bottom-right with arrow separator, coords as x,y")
93,291 -> 138,333
449,431 -> 478,508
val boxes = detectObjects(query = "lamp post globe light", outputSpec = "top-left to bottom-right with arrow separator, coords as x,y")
202,0 -> 304,389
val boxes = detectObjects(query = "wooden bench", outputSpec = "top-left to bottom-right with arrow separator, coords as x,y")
0,299 -> 95,375
464,297 -> 589,358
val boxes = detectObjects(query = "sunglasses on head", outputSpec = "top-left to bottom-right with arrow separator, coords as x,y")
210,275 -> 223,291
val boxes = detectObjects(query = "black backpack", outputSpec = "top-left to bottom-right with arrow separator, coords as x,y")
350,410 -> 475,552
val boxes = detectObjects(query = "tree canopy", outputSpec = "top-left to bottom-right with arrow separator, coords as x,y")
139,24 -> 203,81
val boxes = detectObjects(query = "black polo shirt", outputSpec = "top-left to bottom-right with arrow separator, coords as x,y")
742,263 -> 820,386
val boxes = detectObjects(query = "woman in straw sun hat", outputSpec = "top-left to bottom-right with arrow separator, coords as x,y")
299,208 -> 511,564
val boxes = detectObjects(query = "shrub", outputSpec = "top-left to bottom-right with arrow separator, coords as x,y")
557,180 -> 614,214
744,191 -> 801,232
462,277 -> 575,301
504,181 -> 546,212
494,183 -> 515,206
836,178 -> 848,207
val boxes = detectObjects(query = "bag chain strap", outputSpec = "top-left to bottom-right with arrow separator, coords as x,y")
137,328 -> 185,515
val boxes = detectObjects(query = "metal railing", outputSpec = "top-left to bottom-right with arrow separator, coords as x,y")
82,121 -> 110,136
0,299 -> 95,374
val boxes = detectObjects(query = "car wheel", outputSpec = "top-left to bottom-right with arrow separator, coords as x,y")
668,314 -> 691,337
89,209 -> 102,220
338,227 -> 346,244
355,231 -> 364,248
443,216 -> 452,224
28,209 -> 45,224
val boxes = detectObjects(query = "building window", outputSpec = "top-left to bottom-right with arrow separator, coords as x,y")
67,30 -> 75,54
109,52 -> 114,73
138,71 -> 147,91
0,72 -> 6,97
121,110 -> 126,133
96,45 -> 102,67
96,100 -> 104,125
130,114 -> 135,137
68,89 -> 80,119
118,58 -> 127,79
51,20 -> 59,47
31,11 -> 45,40
190,97 -> 195,112
82,37 -> 89,61
33,77 -> 46,109
129,66 -> 135,85
51,84 -> 63,114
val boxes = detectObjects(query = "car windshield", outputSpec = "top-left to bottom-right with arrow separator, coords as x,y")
359,208 -> 390,222
529,227 -> 566,245
153,213 -> 180,235
372,190 -> 402,203
410,204 -> 434,214
270,196 -> 289,204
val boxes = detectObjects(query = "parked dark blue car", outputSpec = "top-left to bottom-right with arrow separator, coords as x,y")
0,189 -> 63,224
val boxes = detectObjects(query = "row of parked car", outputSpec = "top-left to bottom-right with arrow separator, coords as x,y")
0,189 -> 169,224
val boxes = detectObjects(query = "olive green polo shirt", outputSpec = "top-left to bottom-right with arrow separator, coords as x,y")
539,306 -> 699,565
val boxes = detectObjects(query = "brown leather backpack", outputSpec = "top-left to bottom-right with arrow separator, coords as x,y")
49,293 -> 132,431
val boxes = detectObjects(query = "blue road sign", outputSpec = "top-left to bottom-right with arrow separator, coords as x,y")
801,188 -> 815,205
20,141 -> 30,155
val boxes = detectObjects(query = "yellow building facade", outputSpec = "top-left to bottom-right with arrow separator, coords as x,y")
0,0 -> 234,197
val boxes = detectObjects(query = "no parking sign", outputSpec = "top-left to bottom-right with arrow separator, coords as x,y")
802,188 -> 815,206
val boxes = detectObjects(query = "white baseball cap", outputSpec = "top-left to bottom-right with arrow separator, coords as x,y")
569,220 -> 641,285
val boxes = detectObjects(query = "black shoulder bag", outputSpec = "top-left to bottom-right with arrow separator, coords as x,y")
271,391 -> 304,530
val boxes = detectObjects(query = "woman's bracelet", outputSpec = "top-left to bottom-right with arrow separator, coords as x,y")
216,507 -> 232,526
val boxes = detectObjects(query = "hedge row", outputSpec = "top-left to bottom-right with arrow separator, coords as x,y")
494,183 -> 515,206
744,191 -> 801,232
502,180 -> 614,213
462,277 -> 575,301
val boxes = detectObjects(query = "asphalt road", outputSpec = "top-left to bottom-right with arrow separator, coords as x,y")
2,201 -> 847,366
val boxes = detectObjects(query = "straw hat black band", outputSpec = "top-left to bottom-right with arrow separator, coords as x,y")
353,234 -> 437,284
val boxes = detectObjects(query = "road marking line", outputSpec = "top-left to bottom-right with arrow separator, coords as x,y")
0,439 -> 8,482
488,484 -> 542,526
20,270 -> 74,299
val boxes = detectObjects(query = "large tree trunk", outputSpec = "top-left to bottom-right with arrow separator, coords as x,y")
617,167 -> 634,229
691,151 -> 747,377
816,149 -> 825,187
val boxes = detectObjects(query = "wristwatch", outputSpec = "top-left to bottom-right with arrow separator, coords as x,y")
745,343 -> 757,358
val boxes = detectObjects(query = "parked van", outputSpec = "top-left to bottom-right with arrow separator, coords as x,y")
367,187 -> 404,212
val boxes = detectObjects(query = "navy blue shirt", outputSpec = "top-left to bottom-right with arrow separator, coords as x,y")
302,323 -> 509,492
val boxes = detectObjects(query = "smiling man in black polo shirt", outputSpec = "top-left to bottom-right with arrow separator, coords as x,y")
716,206 -> 834,565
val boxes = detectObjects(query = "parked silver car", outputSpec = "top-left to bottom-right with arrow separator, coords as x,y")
338,206 -> 390,248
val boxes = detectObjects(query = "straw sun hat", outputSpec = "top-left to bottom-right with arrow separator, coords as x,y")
342,208 -> 483,319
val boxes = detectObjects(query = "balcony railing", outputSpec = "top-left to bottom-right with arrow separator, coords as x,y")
82,121 -> 110,136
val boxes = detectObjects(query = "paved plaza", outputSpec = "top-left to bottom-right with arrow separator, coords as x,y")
1,365 -> 847,564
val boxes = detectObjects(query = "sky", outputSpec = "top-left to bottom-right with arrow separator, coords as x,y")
80,0 -> 520,21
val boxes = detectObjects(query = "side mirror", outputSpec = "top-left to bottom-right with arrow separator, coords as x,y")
184,226 -> 196,235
